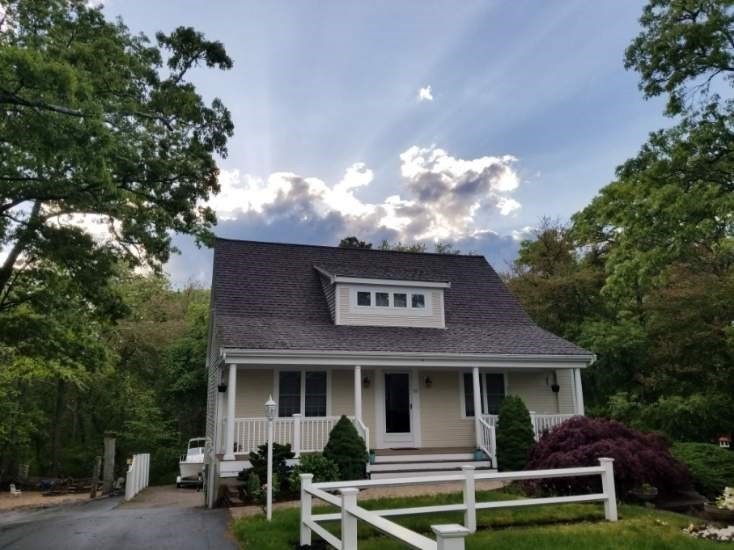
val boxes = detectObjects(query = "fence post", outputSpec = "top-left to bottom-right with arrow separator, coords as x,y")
340,488 -> 359,550
461,465 -> 476,533
599,458 -> 618,521
300,474 -> 313,546
432,524 -> 470,550
293,414 -> 302,457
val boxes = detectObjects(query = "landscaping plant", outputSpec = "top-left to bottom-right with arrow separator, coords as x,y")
495,396 -> 535,471
289,453 -> 339,491
671,442 -> 734,499
323,415 -> 368,481
238,442 -> 295,498
526,416 -> 690,498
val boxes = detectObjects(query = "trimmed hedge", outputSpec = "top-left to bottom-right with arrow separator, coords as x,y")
323,415 -> 368,480
526,416 -> 690,498
671,442 -> 734,499
496,395 -> 535,471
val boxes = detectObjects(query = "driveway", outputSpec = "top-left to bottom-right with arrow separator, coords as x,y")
0,486 -> 237,550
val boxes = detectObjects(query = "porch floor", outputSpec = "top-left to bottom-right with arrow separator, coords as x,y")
375,447 -> 474,456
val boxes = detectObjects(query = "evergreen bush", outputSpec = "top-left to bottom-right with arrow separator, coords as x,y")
496,395 -> 535,471
323,415 -> 368,480
238,442 -> 295,495
289,453 -> 340,491
672,442 -> 734,499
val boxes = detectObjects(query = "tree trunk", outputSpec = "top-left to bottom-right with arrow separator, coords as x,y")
51,378 -> 65,477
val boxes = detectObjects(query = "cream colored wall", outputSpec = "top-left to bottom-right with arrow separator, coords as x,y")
336,286 -> 445,328
234,368 -> 274,417
506,370 -> 576,414
418,370 -> 474,448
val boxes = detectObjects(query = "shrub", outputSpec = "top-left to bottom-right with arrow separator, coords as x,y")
238,442 -> 295,495
526,416 -> 690,498
496,396 -> 535,471
289,453 -> 339,491
672,442 -> 734,499
323,415 -> 368,480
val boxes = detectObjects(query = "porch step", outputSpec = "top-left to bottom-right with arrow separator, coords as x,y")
374,453 -> 475,464
369,460 -> 492,472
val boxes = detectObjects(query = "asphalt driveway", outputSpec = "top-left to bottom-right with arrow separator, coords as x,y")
0,487 -> 237,550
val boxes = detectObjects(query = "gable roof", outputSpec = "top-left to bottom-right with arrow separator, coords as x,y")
210,238 -> 591,357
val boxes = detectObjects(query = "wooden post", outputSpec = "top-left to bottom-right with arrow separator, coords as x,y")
340,488 -> 359,550
90,455 -> 102,498
432,524 -> 469,550
599,458 -> 618,521
224,364 -> 237,460
574,369 -> 585,415
354,365 -> 363,423
102,431 -> 116,494
462,465 -> 476,533
472,368 -> 482,449
300,474 -> 313,546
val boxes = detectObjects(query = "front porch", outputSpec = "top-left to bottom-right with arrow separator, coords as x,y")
215,361 -> 585,474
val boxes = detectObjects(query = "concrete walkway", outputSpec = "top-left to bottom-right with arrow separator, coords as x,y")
0,487 -> 236,550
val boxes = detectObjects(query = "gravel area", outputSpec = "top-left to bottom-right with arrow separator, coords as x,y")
119,484 -> 205,509
229,479 -> 505,519
0,490 -> 92,511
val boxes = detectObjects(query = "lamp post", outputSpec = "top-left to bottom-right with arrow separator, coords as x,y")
265,395 -> 277,521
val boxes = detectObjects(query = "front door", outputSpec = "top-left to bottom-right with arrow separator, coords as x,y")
383,372 -> 415,447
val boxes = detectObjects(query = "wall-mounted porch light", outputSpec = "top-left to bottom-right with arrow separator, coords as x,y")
424,376 -> 433,388
363,376 -> 371,388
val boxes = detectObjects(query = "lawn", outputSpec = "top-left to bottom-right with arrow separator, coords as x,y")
232,490 -> 718,549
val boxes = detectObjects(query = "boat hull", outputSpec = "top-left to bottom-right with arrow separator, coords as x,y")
179,461 -> 203,480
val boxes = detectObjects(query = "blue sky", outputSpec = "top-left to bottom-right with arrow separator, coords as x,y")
103,0 -> 669,286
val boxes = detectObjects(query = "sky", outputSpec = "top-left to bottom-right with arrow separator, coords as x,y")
101,0 -> 670,287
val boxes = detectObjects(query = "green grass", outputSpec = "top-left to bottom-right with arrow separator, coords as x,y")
232,490 -> 716,549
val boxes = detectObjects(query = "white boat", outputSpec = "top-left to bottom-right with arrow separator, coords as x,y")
176,437 -> 206,487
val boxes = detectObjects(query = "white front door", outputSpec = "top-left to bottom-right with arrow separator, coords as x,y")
380,370 -> 417,448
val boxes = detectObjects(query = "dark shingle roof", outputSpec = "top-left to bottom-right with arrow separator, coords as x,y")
211,239 -> 590,357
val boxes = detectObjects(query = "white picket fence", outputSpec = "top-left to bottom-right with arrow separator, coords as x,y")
124,453 -> 150,501
300,458 -> 618,550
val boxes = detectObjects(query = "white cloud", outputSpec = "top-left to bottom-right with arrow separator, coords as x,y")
211,145 -> 522,244
417,85 -> 434,102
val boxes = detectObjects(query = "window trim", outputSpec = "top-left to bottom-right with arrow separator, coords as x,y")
348,285 -> 432,316
273,368 -> 332,417
459,370 -> 508,418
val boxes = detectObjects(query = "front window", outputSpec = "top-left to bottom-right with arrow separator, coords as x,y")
463,372 -> 506,416
278,371 -> 328,417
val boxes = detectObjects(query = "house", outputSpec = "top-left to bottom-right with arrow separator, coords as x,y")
204,239 -> 593,505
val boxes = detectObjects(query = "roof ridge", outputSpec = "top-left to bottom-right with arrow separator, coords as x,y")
214,236 -> 488,260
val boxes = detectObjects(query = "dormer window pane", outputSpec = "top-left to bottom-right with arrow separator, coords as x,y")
411,293 -> 425,308
393,293 -> 407,308
357,291 -> 371,306
375,292 -> 390,307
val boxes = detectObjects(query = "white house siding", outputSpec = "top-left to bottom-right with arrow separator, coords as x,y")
419,370 -> 475,448
235,369 -> 274,417
336,286 -> 445,328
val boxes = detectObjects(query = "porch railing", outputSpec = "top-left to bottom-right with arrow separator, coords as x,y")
221,415 -> 355,456
481,412 -> 575,441
476,417 -> 496,466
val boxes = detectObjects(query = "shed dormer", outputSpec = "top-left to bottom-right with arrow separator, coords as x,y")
315,265 -> 449,328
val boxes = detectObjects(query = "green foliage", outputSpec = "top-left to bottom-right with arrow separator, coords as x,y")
244,471 -> 261,501
289,453 -> 339,491
0,0 -> 233,314
338,236 -> 372,249
496,396 -> 535,472
672,442 -> 734,499
323,415 -> 368,481
245,443 -> 295,494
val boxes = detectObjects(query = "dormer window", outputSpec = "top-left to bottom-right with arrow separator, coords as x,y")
411,293 -> 425,308
353,289 -> 428,312
394,293 -> 407,308
375,292 -> 390,307
357,291 -> 371,306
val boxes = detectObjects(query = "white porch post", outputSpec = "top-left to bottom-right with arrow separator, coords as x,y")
223,364 -> 237,460
472,367 -> 482,448
573,368 -> 585,415
354,365 -> 363,422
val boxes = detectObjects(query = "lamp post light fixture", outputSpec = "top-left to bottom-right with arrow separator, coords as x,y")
264,395 -> 277,521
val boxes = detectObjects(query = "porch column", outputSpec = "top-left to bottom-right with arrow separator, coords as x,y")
354,365 -> 363,422
573,368 -> 585,415
223,364 -> 237,460
472,367 -> 482,448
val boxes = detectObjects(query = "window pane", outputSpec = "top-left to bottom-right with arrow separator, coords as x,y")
393,293 -> 407,308
278,371 -> 301,416
357,291 -> 371,306
485,373 -> 505,415
375,292 -> 389,307
411,293 -> 425,308
305,372 -> 327,417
